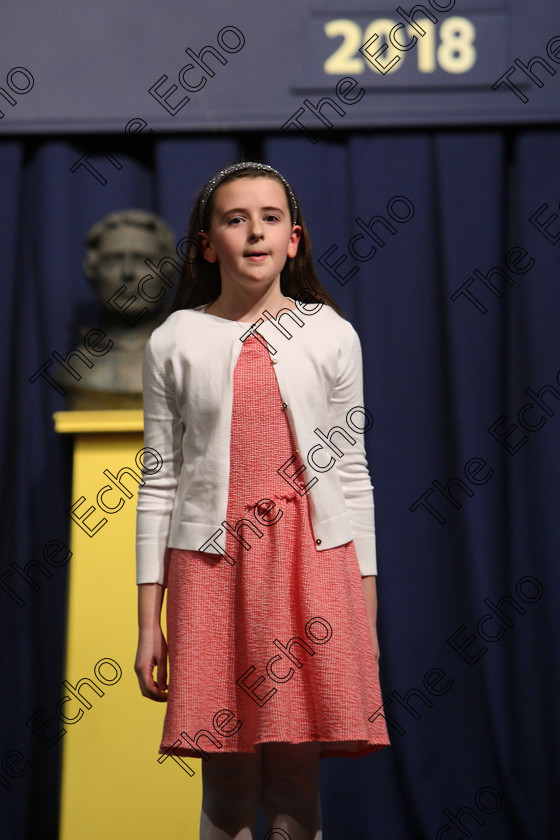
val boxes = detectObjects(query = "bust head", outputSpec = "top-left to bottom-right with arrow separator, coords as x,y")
83,209 -> 175,324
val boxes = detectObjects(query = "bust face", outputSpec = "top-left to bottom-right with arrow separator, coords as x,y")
90,224 -> 168,321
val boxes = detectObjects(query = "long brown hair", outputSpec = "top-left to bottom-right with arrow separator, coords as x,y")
170,164 -> 343,316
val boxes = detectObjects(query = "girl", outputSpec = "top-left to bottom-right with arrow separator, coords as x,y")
134,161 -> 390,840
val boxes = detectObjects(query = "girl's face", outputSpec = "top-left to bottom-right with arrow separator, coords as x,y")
199,177 -> 301,292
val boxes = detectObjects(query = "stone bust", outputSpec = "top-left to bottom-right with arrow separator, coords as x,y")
59,209 -> 176,409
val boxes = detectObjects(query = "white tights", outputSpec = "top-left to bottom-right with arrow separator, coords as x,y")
199,742 -> 322,840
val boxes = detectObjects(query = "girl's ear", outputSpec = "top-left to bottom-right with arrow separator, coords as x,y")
287,225 -> 302,259
198,231 -> 218,263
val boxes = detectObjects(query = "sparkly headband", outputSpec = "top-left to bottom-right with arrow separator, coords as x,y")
198,162 -> 298,230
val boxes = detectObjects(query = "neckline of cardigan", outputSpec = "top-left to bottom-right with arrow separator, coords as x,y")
196,297 -> 297,326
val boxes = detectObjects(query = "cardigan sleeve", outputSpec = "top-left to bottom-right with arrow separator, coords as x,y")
329,327 -> 378,576
135,337 -> 184,586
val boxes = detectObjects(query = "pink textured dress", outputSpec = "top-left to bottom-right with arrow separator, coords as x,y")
159,332 -> 390,759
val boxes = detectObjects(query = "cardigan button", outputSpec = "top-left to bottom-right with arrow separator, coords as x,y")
316,538 -> 322,545
281,402 -> 288,409
271,358 -> 278,365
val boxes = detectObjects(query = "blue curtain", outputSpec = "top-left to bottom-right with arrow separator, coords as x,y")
2,127 -> 559,839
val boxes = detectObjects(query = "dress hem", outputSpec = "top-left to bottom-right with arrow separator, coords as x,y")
159,738 -> 391,760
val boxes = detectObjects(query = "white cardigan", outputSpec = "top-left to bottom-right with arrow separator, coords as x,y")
136,298 -> 378,585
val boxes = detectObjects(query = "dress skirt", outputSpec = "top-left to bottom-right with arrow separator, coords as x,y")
159,333 -> 391,759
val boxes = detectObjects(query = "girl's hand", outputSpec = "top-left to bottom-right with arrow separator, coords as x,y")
367,621 -> 380,665
134,626 -> 168,701
361,574 -> 380,665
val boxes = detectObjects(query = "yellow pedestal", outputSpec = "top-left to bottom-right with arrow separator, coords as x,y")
54,410 -> 201,839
